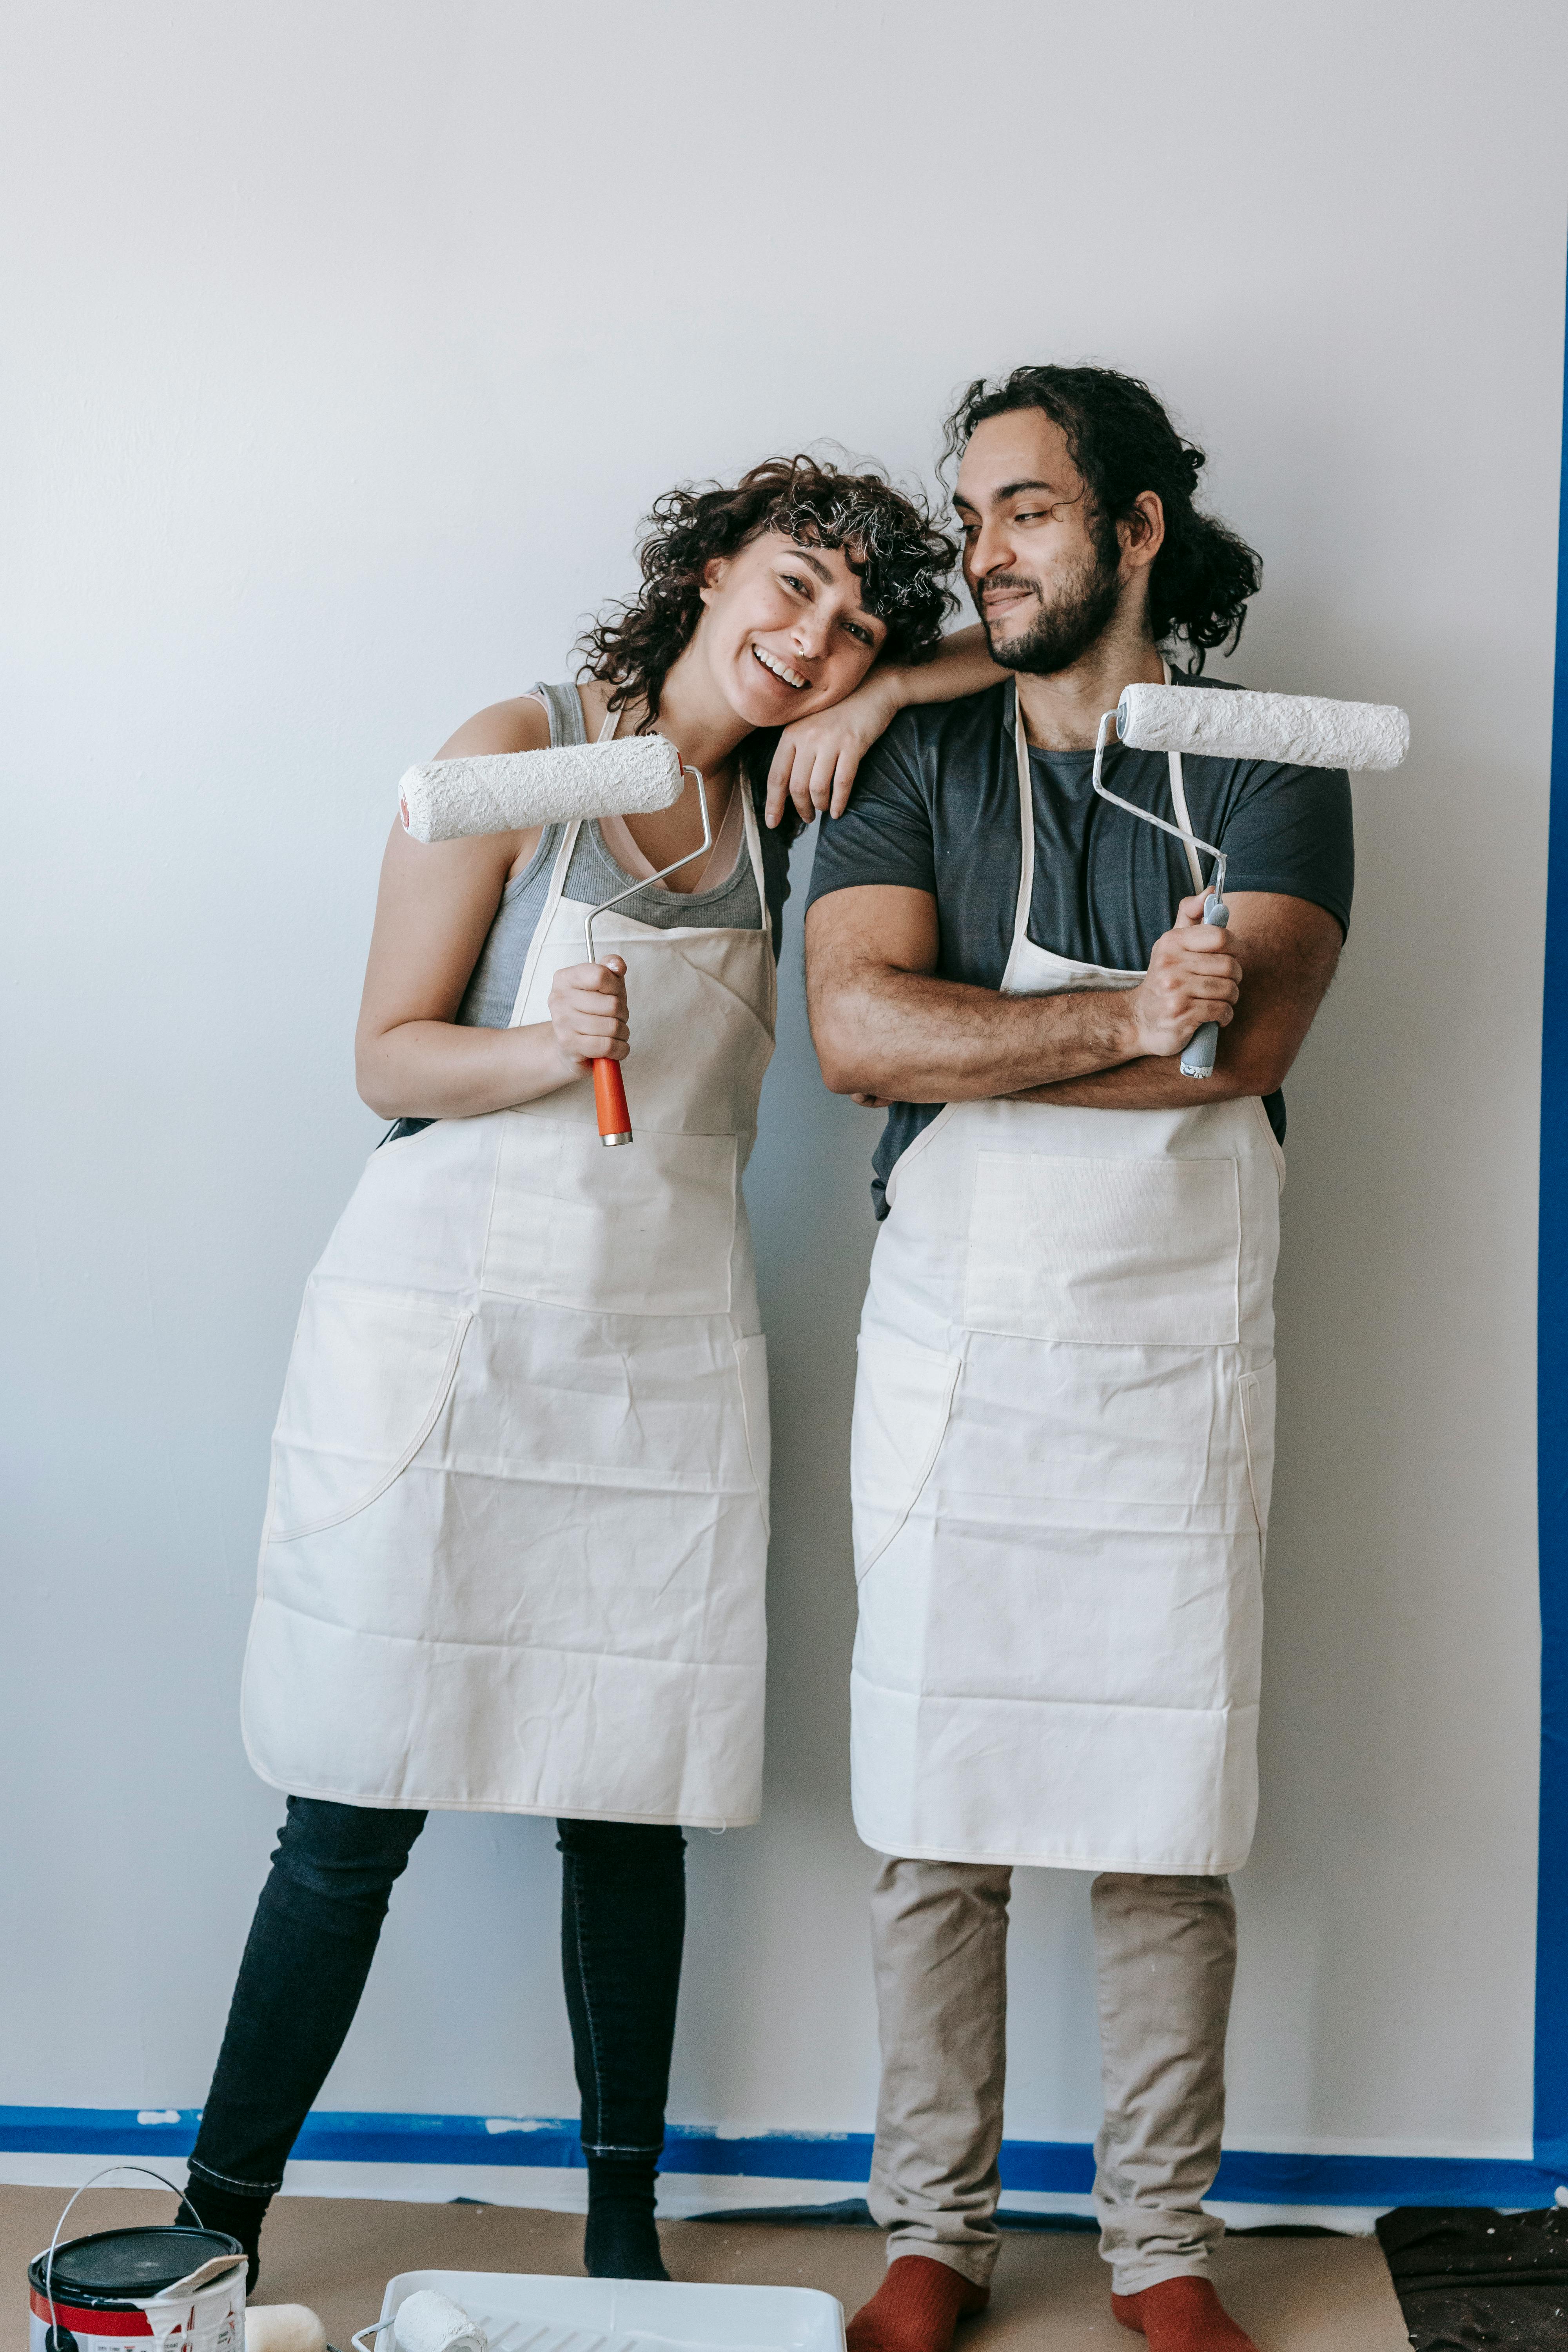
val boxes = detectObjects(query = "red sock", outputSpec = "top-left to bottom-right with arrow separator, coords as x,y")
1111,2276 -> 1258,2351
846,2255 -> 990,2352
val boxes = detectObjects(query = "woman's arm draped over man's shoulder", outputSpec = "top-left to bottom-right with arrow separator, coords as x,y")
766,624 -> 1002,826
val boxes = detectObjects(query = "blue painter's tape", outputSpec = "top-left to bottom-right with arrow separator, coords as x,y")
0,2110 -> 202,2157
1537,231 -> 1568,2174
0,2109 -> 1558,2209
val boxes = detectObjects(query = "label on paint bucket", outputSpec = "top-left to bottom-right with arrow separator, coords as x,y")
28,2230 -> 244,2352
29,2310 -> 243,2352
27,2278 -> 245,2352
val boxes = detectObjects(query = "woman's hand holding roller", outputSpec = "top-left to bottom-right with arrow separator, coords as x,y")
1125,895 -> 1242,1060
548,955 -> 630,1072
356,820 -> 636,1120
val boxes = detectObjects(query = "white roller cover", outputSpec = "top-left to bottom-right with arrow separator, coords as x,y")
392,2293 -> 486,2352
244,2310 -> 327,2352
398,735 -> 684,842
1117,683 -> 1409,772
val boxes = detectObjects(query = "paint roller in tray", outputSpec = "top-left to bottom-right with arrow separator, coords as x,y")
398,734 -> 706,1147
358,2273 -> 843,2352
353,2291 -> 487,2352
1093,684 -> 1411,1078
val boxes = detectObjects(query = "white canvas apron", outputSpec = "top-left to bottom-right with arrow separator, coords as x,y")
849,687 -> 1284,1873
242,750 -> 776,1827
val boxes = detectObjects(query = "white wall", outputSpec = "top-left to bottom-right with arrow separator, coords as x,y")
5,0 -> 1565,2174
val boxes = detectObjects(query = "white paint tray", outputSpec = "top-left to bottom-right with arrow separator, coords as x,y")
376,2269 -> 846,2352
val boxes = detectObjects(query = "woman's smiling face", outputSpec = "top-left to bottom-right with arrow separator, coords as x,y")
698,530 -> 888,727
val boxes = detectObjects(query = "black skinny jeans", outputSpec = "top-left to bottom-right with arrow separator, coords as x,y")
187,1798 -> 685,2199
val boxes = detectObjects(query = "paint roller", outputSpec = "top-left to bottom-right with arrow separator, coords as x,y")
398,734 -> 707,1146
1091,685 -> 1410,1078
245,2310 -> 328,2352
352,2290 -> 487,2352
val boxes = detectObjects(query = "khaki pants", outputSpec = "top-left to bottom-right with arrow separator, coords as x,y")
866,1858 -> 1236,2297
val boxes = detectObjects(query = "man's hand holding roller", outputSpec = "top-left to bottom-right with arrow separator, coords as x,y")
1123,895 -> 1241,1060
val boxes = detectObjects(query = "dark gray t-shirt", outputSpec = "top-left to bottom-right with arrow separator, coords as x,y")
806,677 -> 1355,1217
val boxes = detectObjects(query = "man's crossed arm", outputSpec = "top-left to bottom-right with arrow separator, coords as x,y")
804,886 -> 1343,1111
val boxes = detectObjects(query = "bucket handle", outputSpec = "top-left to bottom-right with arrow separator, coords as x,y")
37,2165 -> 221,2352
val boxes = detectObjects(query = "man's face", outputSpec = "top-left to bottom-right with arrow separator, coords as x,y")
955,409 -> 1123,675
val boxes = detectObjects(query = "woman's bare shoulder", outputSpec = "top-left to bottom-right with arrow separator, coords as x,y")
434,693 -> 554,760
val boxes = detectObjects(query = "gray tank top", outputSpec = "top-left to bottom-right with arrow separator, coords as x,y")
456,681 -> 765,1029
383,684 -> 795,1142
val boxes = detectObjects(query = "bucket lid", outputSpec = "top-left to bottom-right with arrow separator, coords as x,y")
29,2229 -> 245,2308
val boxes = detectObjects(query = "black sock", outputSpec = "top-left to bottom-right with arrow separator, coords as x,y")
583,2158 -> 667,2281
179,2179 -> 269,2293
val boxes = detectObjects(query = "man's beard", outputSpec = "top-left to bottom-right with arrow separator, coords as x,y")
978,540 -> 1123,676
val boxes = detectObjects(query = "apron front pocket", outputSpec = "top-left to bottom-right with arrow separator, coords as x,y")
267,1280 -> 471,1541
964,1151 -> 1241,1346
851,1330 -> 962,1583
484,1117 -> 739,1316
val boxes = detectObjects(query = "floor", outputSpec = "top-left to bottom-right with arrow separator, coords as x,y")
2,2187 -> 1411,2352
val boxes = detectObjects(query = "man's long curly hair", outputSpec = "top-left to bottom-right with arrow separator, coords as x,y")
577,456 -> 957,724
942,366 -> 1262,671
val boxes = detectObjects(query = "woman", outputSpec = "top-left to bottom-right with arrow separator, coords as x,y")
185,457 -> 995,2285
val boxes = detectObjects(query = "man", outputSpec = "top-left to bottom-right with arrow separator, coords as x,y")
804,366 -> 1352,2352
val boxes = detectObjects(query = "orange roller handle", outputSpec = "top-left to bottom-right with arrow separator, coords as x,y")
593,1056 -> 632,1147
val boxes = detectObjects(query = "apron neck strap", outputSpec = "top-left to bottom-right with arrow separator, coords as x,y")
1010,687 -> 1036,965
736,760 -> 770,915
1011,659 -> 1201,934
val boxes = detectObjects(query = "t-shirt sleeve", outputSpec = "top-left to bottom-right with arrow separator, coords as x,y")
1220,762 -> 1355,937
805,715 -> 938,907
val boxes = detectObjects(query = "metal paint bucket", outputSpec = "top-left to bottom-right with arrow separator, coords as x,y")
28,2171 -> 245,2352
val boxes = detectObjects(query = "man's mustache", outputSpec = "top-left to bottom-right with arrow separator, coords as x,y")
975,573 -> 1040,603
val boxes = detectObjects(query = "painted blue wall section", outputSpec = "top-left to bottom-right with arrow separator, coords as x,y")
1535,239 -> 1568,2174
0,2110 -> 1560,2209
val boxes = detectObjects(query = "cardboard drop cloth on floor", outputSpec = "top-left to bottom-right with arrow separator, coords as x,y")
0,2188 -> 1408,2352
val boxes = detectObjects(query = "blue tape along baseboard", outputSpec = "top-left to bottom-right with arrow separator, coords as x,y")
0,2110 -> 1558,2208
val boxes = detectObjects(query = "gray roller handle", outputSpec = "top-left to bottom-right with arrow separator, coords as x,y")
1180,894 -> 1229,1079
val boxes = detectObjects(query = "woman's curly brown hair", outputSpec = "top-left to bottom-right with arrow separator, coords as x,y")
577,456 -> 958,723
